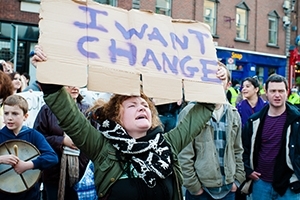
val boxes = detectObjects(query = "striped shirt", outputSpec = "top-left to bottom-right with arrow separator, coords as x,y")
256,111 -> 287,182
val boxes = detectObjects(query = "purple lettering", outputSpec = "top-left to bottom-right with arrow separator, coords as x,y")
188,29 -> 209,54
77,36 -> 100,59
180,56 -> 199,78
109,39 -> 137,66
74,6 -> 108,32
141,49 -> 162,71
147,28 -> 168,47
200,59 -> 220,82
162,53 -> 179,74
170,33 -> 188,50
115,22 -> 148,39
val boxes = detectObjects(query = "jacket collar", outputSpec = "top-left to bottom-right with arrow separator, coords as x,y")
249,102 -> 300,124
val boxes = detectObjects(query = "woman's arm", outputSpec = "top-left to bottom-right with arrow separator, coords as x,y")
164,103 -> 213,155
42,86 -> 104,161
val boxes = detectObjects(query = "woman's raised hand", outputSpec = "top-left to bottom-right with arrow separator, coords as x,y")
216,65 -> 227,81
31,45 -> 47,67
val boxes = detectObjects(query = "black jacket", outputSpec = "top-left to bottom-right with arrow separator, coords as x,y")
33,100 -> 90,185
242,102 -> 300,195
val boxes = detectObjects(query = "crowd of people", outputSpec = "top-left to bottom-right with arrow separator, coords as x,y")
0,47 -> 300,200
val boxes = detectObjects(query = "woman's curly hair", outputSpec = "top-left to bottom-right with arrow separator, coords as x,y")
0,71 -> 14,102
87,93 -> 161,129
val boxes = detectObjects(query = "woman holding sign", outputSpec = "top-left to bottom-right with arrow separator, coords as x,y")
31,46 -> 226,200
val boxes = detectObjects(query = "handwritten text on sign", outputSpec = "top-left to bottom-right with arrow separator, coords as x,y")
38,0 -> 224,103
73,5 -> 218,82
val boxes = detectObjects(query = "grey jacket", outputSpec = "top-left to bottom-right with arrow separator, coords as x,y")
178,103 -> 245,194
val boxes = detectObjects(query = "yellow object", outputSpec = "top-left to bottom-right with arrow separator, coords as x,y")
288,92 -> 300,104
228,87 -> 239,107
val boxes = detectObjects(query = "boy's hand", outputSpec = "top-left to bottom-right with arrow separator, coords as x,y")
14,160 -> 34,174
0,155 -> 19,166
63,134 -> 78,150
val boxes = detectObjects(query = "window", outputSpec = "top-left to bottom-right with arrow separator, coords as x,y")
268,11 -> 279,45
236,2 -> 249,40
256,67 -> 264,79
156,0 -> 172,16
94,0 -> 117,6
132,0 -> 140,9
204,0 -> 217,35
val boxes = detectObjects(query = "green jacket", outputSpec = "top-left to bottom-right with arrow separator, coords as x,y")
44,88 -> 214,200
178,103 -> 245,194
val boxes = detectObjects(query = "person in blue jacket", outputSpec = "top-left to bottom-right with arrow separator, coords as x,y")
0,94 -> 58,200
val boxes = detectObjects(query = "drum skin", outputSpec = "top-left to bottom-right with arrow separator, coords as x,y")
0,139 -> 41,193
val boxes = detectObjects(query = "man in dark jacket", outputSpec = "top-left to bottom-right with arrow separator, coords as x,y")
242,74 -> 300,199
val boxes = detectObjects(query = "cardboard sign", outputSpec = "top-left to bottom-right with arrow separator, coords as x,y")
37,0 -> 226,103
17,91 -> 45,128
17,90 -> 110,128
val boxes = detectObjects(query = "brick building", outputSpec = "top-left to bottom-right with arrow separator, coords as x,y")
0,0 -> 298,86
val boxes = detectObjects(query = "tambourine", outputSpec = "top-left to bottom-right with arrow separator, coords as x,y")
0,139 -> 41,193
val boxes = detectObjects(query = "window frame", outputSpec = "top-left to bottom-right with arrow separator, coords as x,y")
155,0 -> 172,16
235,2 -> 250,41
203,0 -> 217,35
132,0 -> 140,9
267,11 -> 279,46
94,0 -> 118,6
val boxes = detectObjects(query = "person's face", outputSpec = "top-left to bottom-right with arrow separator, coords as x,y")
65,86 -> 80,100
12,74 -> 22,91
120,96 -> 152,138
242,80 -> 258,99
266,82 -> 287,108
3,105 -> 28,134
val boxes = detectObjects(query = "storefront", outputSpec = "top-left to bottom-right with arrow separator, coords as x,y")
0,21 -> 39,80
216,47 -> 287,85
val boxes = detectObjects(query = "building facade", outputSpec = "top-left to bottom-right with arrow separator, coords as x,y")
0,0 -> 298,87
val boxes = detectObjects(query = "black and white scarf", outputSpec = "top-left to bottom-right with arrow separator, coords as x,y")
98,119 -> 173,188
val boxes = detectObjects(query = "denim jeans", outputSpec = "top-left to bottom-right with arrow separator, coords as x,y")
252,179 -> 300,200
185,189 -> 235,200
